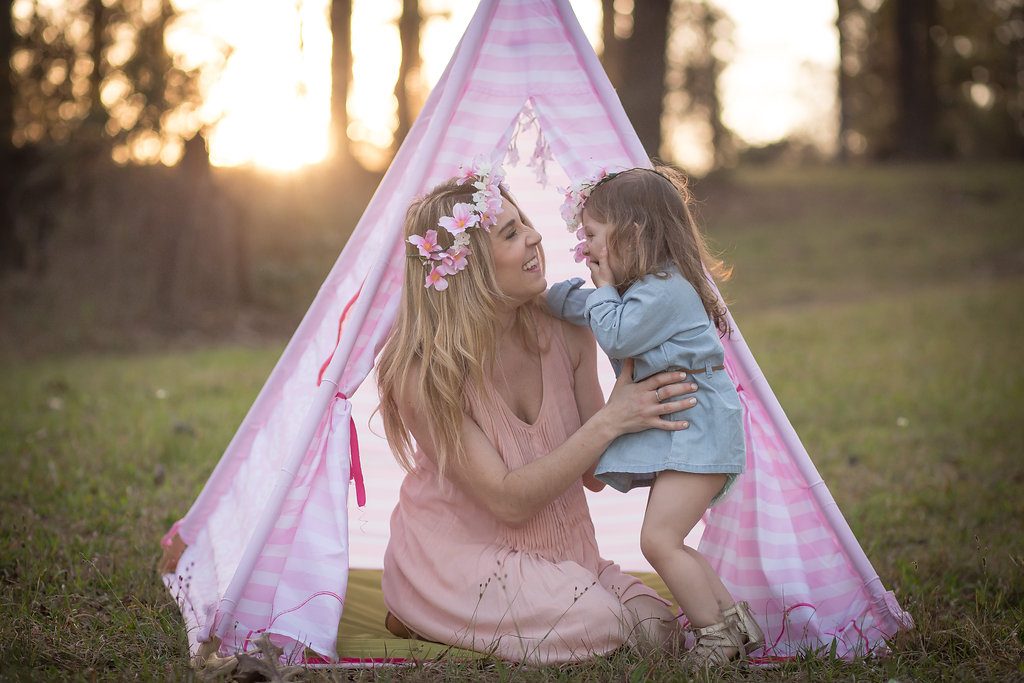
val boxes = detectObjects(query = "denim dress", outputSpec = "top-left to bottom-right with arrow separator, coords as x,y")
547,268 -> 746,504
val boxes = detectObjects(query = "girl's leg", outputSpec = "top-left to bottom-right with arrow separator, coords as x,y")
682,546 -> 736,613
640,471 -> 727,628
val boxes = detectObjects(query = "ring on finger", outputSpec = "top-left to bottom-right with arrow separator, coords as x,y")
654,387 -> 662,401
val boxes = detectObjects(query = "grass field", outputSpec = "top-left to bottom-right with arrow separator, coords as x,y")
1,164 -> 1022,680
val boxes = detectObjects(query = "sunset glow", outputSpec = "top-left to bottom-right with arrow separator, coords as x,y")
166,0 -> 836,173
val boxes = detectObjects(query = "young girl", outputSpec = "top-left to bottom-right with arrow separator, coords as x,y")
547,165 -> 764,666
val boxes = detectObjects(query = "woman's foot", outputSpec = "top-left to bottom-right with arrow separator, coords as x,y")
385,611 -> 421,639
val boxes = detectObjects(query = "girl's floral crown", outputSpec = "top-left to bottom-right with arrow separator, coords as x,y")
558,167 -> 621,263
560,167 -> 677,262
407,157 -> 507,291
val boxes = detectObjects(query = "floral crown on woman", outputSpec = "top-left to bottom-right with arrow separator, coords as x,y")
407,156 -> 507,291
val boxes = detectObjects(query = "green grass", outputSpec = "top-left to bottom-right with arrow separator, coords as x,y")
1,164 -> 1023,680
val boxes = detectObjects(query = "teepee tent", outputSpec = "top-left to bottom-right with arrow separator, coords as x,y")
161,0 -> 911,665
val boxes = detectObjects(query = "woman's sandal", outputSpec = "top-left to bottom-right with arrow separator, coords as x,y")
723,601 -> 765,655
685,619 -> 745,668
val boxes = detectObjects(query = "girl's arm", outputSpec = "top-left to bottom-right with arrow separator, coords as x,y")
585,278 -> 688,360
397,359 -> 695,527
546,278 -> 594,327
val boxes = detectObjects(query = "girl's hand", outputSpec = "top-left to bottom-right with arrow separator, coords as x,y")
586,246 -> 615,288
600,359 -> 697,436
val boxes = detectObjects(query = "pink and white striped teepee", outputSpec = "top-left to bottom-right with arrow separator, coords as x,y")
161,0 -> 912,665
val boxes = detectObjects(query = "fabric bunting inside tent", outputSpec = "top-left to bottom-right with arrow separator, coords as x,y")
160,0 -> 913,667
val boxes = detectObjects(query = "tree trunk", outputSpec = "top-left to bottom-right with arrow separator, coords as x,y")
894,0 -> 939,158
836,0 -> 857,161
87,0 -> 107,129
600,0 -> 623,89
619,0 -> 672,158
393,0 -> 421,154
0,0 -> 22,271
330,0 -> 353,163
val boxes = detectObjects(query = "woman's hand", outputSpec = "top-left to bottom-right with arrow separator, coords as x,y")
600,358 -> 697,436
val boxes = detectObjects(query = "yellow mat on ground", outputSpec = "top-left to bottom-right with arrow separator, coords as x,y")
336,569 -> 675,662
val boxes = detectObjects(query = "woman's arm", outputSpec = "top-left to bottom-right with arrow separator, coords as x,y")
397,359 -> 696,527
561,320 -> 609,491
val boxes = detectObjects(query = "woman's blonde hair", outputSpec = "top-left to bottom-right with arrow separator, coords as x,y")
376,178 -> 540,480
585,164 -> 732,335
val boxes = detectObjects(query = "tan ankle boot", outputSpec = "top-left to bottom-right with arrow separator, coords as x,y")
686,619 -> 744,667
723,601 -> 765,655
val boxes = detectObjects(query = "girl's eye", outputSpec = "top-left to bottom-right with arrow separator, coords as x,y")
506,228 -> 518,240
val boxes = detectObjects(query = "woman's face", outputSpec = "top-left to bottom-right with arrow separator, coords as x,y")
488,197 -> 546,304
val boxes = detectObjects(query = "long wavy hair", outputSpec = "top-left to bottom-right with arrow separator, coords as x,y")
376,178 -> 542,480
585,164 -> 732,335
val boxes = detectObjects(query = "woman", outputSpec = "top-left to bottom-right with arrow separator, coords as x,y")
376,164 -> 699,665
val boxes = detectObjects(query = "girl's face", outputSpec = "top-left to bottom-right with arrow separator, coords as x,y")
581,209 -> 621,281
488,197 -> 546,304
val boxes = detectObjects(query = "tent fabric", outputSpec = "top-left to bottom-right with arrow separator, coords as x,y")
161,0 -> 912,665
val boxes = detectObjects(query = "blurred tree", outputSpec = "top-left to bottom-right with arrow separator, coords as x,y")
600,0 -> 624,88
10,0 -> 204,162
617,0 -> 672,157
894,0 -> 939,158
1,0 -> 21,270
933,0 -> 1024,158
1,2 -> 13,146
837,0 -> 1023,160
330,0 -> 352,164
86,0 -> 107,133
667,0 -> 735,168
393,0 -> 422,154
604,0 -> 733,169
836,0 -> 857,161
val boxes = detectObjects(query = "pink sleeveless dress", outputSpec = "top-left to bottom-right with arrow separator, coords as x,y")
381,314 -> 668,664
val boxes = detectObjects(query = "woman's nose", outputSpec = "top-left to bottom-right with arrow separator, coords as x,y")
527,227 -> 542,245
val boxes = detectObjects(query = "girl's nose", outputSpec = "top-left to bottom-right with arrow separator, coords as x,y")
527,227 -> 542,245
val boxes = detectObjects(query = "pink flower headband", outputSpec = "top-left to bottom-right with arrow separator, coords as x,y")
558,167 -> 620,263
560,167 -> 677,263
408,157 -> 507,291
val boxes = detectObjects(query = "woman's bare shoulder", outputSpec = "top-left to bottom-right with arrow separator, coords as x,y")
539,308 -> 595,368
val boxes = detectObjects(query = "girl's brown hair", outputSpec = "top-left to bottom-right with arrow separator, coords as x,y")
584,165 -> 732,335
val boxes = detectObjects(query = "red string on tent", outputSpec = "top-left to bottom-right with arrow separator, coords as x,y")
317,280 -> 365,387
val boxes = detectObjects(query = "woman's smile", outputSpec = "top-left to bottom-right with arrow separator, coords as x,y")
522,252 -> 541,273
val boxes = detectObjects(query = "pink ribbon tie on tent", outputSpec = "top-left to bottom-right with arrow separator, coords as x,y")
337,392 -> 366,507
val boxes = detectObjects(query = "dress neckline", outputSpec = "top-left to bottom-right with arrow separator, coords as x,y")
492,321 -> 549,429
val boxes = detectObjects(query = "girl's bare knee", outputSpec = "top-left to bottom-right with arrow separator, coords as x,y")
639,528 -> 671,568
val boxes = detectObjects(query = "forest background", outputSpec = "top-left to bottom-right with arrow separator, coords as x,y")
1,0 -> 1021,351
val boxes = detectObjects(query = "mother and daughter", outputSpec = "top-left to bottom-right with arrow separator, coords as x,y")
377,159 -> 763,667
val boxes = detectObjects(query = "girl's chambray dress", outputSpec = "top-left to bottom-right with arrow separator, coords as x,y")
547,267 -> 746,504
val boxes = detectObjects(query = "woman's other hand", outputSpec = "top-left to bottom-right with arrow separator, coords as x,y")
601,358 -> 697,436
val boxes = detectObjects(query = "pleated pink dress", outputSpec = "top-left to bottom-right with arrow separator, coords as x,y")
382,314 -> 668,665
